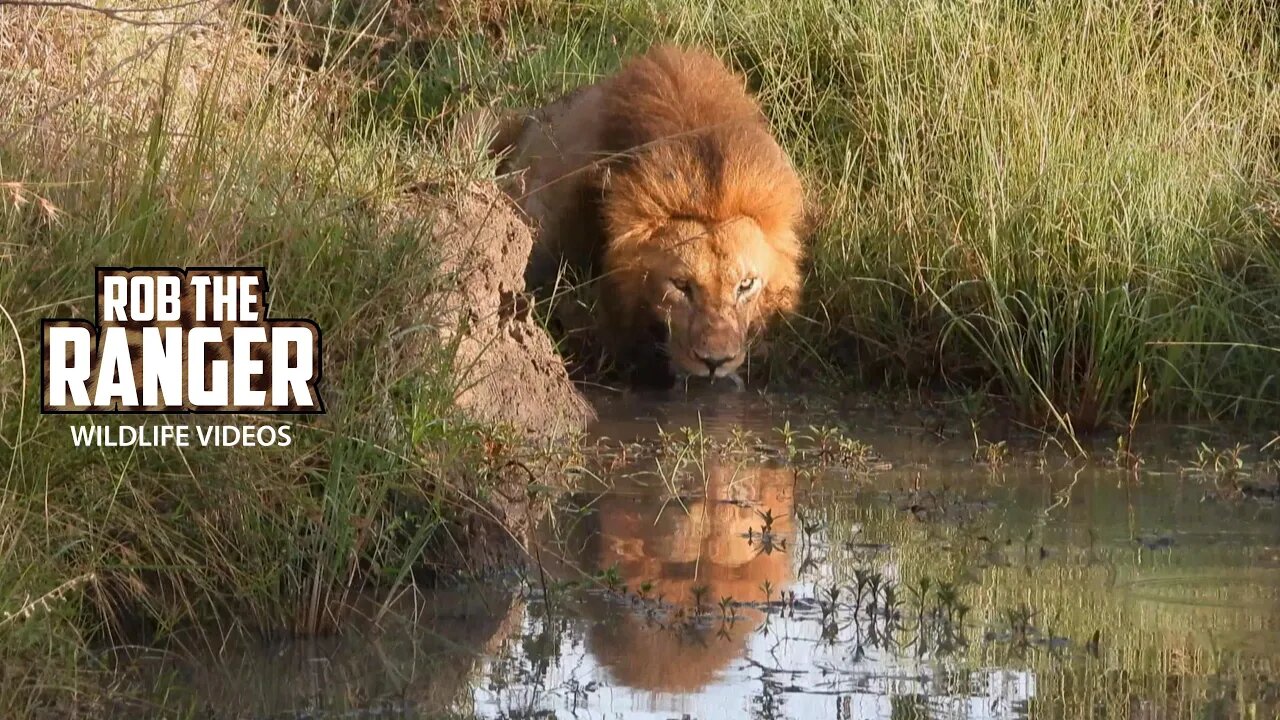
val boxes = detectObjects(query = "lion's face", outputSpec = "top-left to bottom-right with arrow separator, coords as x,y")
612,216 -> 796,379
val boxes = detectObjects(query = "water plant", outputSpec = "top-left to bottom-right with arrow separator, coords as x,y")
970,421 -> 1010,469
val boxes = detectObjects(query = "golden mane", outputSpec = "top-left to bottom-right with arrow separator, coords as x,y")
598,46 -> 805,254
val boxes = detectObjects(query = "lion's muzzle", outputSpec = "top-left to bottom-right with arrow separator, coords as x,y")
676,314 -> 745,378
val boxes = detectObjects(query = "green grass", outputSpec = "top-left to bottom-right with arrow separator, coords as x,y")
0,4 -> 525,715
1,0 -> 1279,715
395,0 -> 1280,430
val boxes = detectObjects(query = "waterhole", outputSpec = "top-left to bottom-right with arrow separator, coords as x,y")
120,391 -> 1280,719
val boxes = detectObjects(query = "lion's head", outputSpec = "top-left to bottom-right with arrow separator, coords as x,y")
595,47 -> 805,382
604,213 -> 801,379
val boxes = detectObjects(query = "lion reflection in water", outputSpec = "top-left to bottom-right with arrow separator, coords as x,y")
570,459 -> 794,693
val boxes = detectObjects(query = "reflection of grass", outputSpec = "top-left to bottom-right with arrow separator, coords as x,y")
815,491 -> 1280,718
552,443 -> 1277,715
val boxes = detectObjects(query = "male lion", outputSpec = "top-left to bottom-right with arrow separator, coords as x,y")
492,45 -> 805,386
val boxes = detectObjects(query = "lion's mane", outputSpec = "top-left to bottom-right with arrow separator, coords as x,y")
596,46 -> 806,331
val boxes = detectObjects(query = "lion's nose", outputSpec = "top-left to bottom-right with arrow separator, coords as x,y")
697,353 -> 734,374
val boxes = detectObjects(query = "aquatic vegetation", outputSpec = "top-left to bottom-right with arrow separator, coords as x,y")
803,425 -> 878,468
1192,441 -> 1249,484
970,421 -> 1010,469
1107,434 -> 1145,472
1181,441 -> 1280,501
596,564 -> 625,594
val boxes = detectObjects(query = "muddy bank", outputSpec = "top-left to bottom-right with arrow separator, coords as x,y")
394,182 -> 595,440
388,181 -> 597,570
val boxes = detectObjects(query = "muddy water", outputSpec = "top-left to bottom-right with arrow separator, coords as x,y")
129,393 -> 1280,719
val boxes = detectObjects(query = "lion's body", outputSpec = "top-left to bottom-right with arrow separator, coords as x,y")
494,46 -> 805,385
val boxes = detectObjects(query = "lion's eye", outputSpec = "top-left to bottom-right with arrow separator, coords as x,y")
671,279 -> 693,297
737,277 -> 759,296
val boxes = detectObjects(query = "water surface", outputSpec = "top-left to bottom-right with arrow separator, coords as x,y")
128,391 -> 1280,719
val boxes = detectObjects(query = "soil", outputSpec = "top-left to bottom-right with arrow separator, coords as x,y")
403,181 -> 596,440
374,172 -> 597,574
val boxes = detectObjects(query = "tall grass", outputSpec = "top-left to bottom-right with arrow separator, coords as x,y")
407,0 -> 1280,429
0,3 -> 523,715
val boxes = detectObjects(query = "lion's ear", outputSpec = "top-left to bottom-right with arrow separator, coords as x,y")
601,219 -> 656,256
486,108 -> 531,164
600,184 -> 667,253
798,195 -> 823,242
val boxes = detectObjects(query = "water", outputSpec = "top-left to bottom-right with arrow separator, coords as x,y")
125,392 -> 1280,719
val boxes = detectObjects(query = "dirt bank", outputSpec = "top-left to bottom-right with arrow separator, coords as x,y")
388,181 -> 597,571
395,181 -> 595,440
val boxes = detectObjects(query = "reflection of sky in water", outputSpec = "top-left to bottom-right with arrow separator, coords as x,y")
467,471 -> 1040,720
469,583 -> 1037,720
